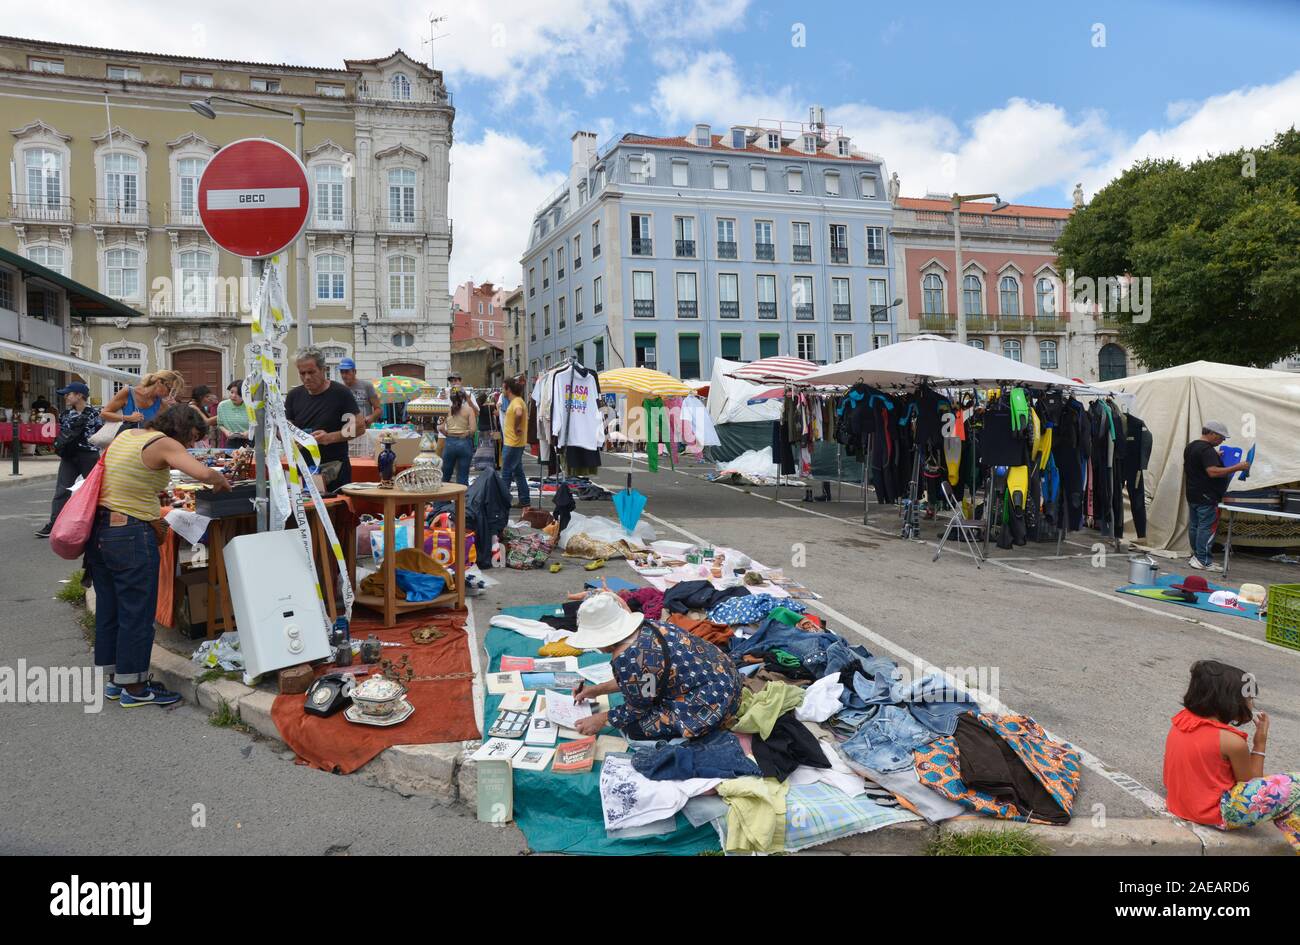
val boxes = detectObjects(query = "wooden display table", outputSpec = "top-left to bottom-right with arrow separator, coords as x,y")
342,482 -> 467,627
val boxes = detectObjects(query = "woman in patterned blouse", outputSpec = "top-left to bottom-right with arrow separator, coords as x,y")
569,592 -> 742,740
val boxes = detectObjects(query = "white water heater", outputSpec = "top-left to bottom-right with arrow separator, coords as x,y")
225,530 -> 332,684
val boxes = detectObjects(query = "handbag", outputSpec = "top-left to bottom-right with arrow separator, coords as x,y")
87,420 -> 122,450
50,456 -> 106,560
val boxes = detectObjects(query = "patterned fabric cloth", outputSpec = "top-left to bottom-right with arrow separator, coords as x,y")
1220,773 -> 1300,853
913,713 -> 1082,825
708,593 -> 806,627
57,405 -> 103,452
783,781 -> 920,852
607,621 -> 742,740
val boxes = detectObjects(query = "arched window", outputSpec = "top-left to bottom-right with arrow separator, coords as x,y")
1002,339 -> 1022,362
179,249 -> 213,313
1039,340 -> 1058,370
315,164 -> 345,224
103,343 -> 144,401
106,247 -> 140,298
1099,343 -> 1127,381
27,244 -> 65,274
922,273 -> 943,313
388,255 -> 416,313
1036,277 -> 1056,317
318,344 -> 348,380
968,339 -> 985,350
316,253 -> 346,301
25,148 -> 63,206
999,276 -> 1020,316
391,332 -> 415,347
390,73 -> 411,100
963,274 -> 983,315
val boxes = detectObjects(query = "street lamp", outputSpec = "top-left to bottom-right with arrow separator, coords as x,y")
189,95 -> 311,351
870,296 -> 904,320
359,311 -> 369,347
951,192 -> 1010,344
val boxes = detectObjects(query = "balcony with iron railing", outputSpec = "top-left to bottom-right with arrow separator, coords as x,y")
592,243 -> 602,258
870,305 -> 893,323
8,194 -> 75,224
755,242 -> 775,261
574,256 -> 582,270
758,301 -> 777,319
920,312 -> 956,332
633,299 -> 655,317
165,203 -> 202,227
792,244 -> 812,262
965,315 -> 997,333
896,208 -> 1068,239
90,198 -> 149,227
720,301 -> 739,318
354,79 -> 453,106
374,208 -> 425,233
830,246 -> 849,264
677,300 -> 698,318
866,250 -> 885,266
1032,316 -> 1064,333
674,239 -> 696,258
594,301 -> 603,314
795,304 -> 814,320
833,303 -> 851,321
997,316 -> 1028,332
1099,314 -> 1124,331
717,241 -> 737,260
307,207 -> 355,231
631,237 -> 653,256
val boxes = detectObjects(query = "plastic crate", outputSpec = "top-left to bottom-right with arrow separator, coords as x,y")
1266,584 -> 1300,652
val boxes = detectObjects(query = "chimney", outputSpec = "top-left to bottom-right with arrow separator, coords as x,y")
570,130 -> 598,206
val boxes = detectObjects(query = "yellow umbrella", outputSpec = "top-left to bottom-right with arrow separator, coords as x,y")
598,367 -> 691,397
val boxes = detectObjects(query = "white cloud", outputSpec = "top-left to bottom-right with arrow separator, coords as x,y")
447,131 -> 565,289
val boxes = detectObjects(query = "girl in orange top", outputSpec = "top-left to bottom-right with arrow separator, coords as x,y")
1163,660 -> 1299,852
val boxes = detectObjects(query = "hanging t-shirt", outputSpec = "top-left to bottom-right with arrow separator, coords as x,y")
550,364 -> 603,450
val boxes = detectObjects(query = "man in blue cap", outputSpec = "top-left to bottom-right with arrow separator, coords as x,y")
338,357 -> 381,427
36,381 -> 103,538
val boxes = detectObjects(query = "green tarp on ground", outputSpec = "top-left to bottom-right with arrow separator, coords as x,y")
706,421 -> 865,482
481,604 -> 721,856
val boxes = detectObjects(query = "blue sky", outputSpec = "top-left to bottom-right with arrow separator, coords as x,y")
28,0 -> 1300,284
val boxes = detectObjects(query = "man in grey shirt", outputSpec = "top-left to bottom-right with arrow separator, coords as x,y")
339,357 -> 381,426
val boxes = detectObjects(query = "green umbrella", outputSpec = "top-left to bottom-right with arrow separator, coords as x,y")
371,375 -> 431,405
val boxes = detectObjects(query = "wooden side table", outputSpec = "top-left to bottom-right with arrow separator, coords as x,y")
341,482 -> 468,627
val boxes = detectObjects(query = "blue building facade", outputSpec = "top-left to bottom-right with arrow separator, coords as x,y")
521,113 -> 897,381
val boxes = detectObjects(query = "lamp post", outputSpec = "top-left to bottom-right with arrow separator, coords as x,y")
190,95 -> 311,352
870,296 -> 904,323
950,192 -> 1009,344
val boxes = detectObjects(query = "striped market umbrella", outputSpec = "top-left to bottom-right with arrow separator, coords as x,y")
727,356 -> 819,383
598,367 -> 692,397
371,375 -> 432,404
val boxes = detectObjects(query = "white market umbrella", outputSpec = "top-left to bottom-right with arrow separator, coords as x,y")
802,334 -> 1106,392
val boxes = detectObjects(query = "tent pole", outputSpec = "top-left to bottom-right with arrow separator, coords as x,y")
862,433 -> 871,526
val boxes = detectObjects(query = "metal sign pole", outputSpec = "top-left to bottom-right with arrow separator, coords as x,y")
252,257 -> 269,533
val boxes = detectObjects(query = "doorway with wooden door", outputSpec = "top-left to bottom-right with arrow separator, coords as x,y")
170,348 -> 223,402
382,362 -> 425,380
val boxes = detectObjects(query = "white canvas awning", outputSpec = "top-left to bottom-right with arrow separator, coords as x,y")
0,339 -> 139,383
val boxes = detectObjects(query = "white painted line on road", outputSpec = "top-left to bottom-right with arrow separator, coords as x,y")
465,597 -> 484,734
634,506 -> 1175,821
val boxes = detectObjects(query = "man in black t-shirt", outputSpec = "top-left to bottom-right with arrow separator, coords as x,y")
1183,420 -> 1250,570
285,347 -> 364,492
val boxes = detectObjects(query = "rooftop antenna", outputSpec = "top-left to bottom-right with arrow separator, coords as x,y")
422,13 -> 450,70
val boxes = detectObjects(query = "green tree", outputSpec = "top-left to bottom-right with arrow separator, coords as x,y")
1056,128 -> 1300,369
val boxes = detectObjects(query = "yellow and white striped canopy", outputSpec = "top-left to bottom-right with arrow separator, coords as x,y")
598,367 -> 692,397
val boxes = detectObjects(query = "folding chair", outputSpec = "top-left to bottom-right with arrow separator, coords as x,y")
932,479 -> 985,567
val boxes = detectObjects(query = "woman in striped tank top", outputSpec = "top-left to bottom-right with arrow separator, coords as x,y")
88,405 -> 230,708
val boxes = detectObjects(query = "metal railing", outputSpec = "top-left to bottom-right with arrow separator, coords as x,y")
592,243 -> 602,258
895,208 -> 1067,237
631,237 -> 653,256
574,257 -> 582,270
755,242 -> 775,261
633,299 -> 655,317
866,250 -> 885,266
1099,315 -> 1124,330
165,203 -> 202,226
374,209 -> 424,233
998,316 -> 1027,332
833,303 -> 851,320
594,301 -> 603,314
1032,316 -> 1064,333
830,247 -> 849,264
91,199 -> 149,226
354,79 -> 452,106
307,207 -> 354,230
9,194 -> 74,224
795,303 -> 814,320
920,312 -> 956,332
758,301 -> 777,319
674,239 -> 695,258
717,241 -> 737,260
793,244 -> 812,262
677,300 -> 698,318
720,301 -> 739,318
965,316 -> 995,333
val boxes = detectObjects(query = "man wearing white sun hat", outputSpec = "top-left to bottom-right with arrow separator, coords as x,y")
569,592 -> 742,741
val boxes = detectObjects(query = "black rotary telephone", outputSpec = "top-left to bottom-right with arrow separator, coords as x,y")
304,672 -> 356,717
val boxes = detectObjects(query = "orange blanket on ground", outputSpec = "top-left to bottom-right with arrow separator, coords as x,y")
271,608 -> 480,774
666,613 -> 734,647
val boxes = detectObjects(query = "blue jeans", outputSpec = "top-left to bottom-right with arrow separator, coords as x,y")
499,445 -> 531,506
1187,502 -> 1218,564
442,435 -> 473,485
86,510 -> 161,684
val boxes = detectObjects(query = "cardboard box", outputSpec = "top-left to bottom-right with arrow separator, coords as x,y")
374,434 -> 422,466
175,568 -> 209,639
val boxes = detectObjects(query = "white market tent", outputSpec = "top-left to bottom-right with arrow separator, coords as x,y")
1098,360 -> 1300,553
706,357 -> 781,424
802,334 -> 1106,392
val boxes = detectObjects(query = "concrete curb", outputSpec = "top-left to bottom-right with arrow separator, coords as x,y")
0,468 -> 59,491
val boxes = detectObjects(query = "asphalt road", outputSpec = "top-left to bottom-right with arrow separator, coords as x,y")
588,454 -> 1300,822
0,479 -> 526,856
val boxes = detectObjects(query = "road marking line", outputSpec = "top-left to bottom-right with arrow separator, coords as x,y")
635,507 -> 1175,820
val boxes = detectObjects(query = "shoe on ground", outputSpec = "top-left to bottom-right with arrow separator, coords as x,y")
119,684 -> 182,708
34,524 -> 52,538
1188,557 -> 1214,571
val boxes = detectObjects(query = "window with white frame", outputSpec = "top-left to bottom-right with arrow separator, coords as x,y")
834,333 -> 854,362
671,161 -> 688,187
556,244 -> 566,279
317,83 -> 344,97
963,275 -> 983,315
922,273 -> 943,313
718,273 -> 738,318
390,73 -> 412,99
391,332 -> 414,347
181,72 -> 213,88
757,274 -> 777,318
796,333 -> 817,361
558,295 -> 566,328
27,245 -> 65,274
30,58 -> 64,73
999,276 -> 1020,316
578,180 -> 587,204
103,152 -> 140,214
575,286 -> 583,322
865,226 -> 885,265
673,216 -> 694,256
766,132 -> 780,151
542,257 -> 549,285
750,165 -> 766,191
388,255 -> 416,313
968,339 -> 985,350
1039,340 -> 1058,369
104,344 -> 143,398
1002,339 -> 1022,362
106,247 -> 141,298
387,168 -> 416,223
802,135 -> 817,154
315,164 -> 345,225
318,344 -> 348,380
825,172 -> 841,197
632,271 -> 655,316
251,77 -> 280,92
629,154 -> 651,184
676,272 -> 698,317
1036,277 -> 1057,317
792,221 -> 811,250
543,304 -> 550,334
786,168 -> 803,193
712,164 -> 729,189
592,220 -> 600,252
593,276 -> 603,313
316,253 -> 346,301
25,148 -> 63,207
107,65 -> 141,80
860,175 -> 876,198
873,334 -> 890,350
793,276 -> 814,318
179,249 -> 213,312
177,156 -> 206,221
832,278 -> 850,320
573,233 -> 582,268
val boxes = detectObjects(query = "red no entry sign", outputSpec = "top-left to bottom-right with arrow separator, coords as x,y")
198,138 -> 310,258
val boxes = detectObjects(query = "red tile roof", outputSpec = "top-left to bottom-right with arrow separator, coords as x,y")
622,133 -> 871,163
897,196 -> 1072,219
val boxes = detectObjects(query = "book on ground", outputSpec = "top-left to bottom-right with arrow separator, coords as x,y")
470,737 -> 523,763
497,691 -> 536,713
499,655 -> 535,672
525,715 -> 558,746
552,736 -> 597,773
486,671 -> 523,694
511,747 -> 556,772
578,662 -> 614,685
476,759 -> 513,823
533,657 -> 578,673
487,710 -> 530,739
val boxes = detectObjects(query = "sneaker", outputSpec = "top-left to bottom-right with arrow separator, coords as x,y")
119,684 -> 182,708
34,524 -> 51,538
1188,557 -> 1213,571
105,681 -> 123,701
